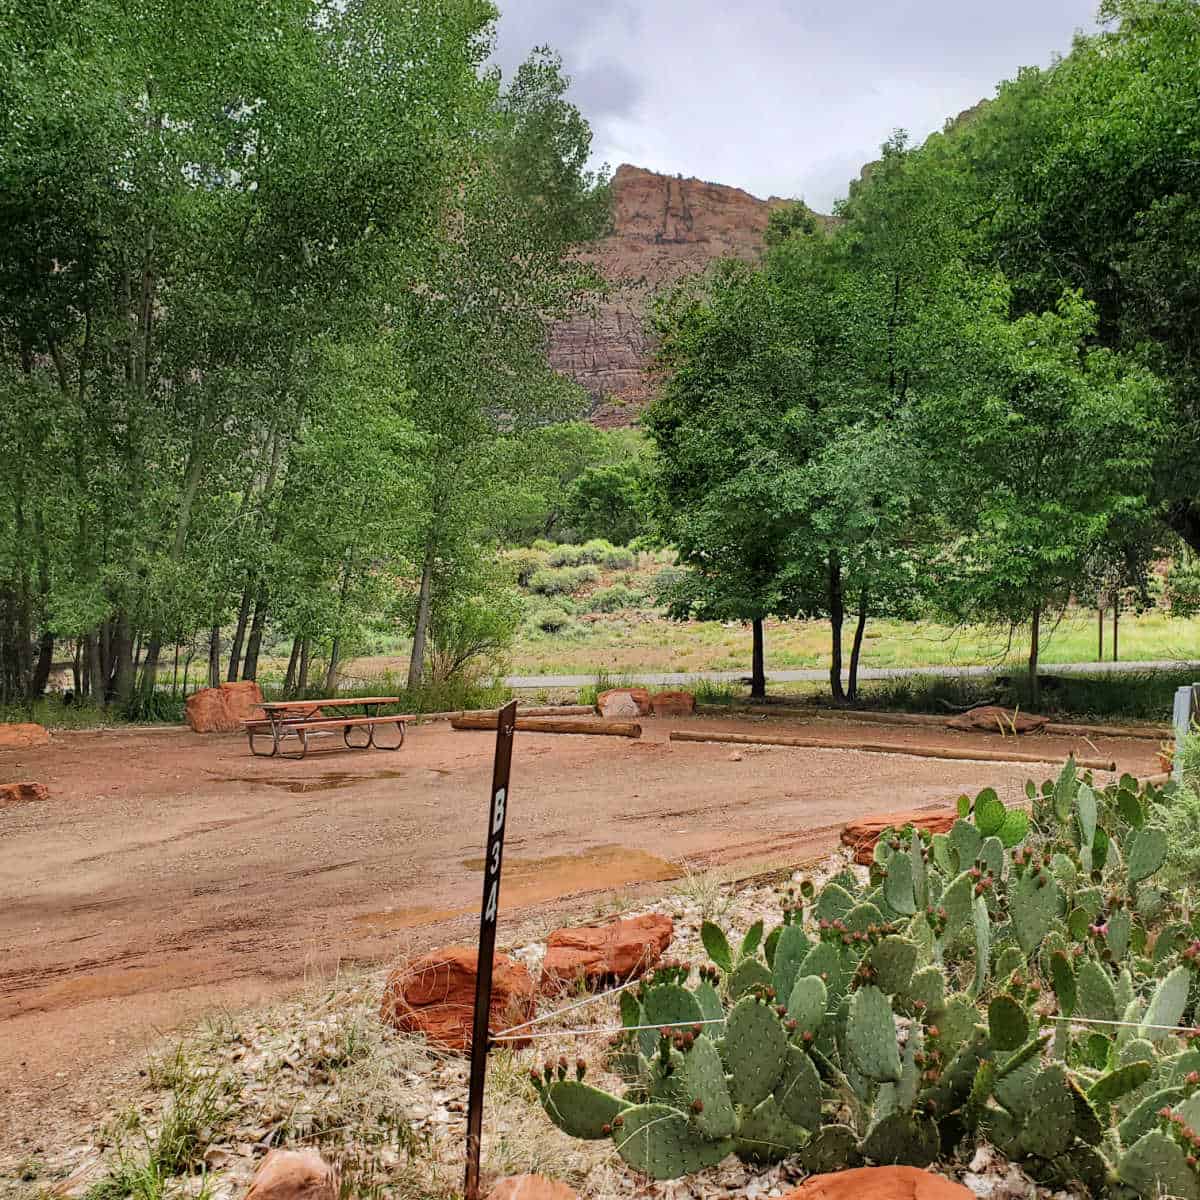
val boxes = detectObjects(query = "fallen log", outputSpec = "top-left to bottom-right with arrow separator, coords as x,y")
1042,721 -> 1170,741
451,714 -> 641,738
668,729 -> 1117,771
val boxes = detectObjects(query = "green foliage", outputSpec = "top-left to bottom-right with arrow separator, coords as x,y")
527,566 -> 599,596
586,584 -> 644,613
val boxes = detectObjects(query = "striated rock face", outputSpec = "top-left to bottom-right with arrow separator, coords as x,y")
550,164 -> 827,427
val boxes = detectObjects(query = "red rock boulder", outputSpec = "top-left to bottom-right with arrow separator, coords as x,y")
783,1167 -> 973,1200
841,807 -> 959,865
0,781 -> 49,806
486,1176 -> 578,1200
0,723 -> 50,750
946,705 -> 1048,734
650,690 -> 695,717
245,1150 -> 338,1200
380,945 -> 535,1052
541,914 -> 674,991
185,681 -> 265,733
597,687 -> 651,718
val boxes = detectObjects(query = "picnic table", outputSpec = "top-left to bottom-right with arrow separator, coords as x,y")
244,697 -> 412,760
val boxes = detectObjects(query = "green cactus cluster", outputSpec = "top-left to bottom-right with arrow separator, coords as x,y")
531,762 -> 1200,1196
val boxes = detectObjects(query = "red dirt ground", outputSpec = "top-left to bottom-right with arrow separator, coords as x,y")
0,713 -> 1155,1147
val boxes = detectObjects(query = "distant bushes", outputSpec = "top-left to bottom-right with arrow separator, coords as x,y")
504,547 -> 548,586
527,565 -> 599,596
587,584 -> 643,612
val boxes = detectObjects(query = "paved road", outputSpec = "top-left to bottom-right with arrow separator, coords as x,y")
505,659 -> 1200,689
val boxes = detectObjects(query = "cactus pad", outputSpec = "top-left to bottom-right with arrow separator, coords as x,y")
771,923 -> 811,1002
1049,951 -> 1076,1017
843,900 -> 885,934
861,1111 -> 940,1167
940,870 -> 975,940
541,1081 -> 628,1139
969,895 -> 990,998
884,851 -> 917,916
948,818 -> 982,873
701,920 -> 734,971
814,882 -> 856,925
870,935 -> 918,996
998,808 -> 1029,848
1087,1061 -> 1153,1105
1017,1064 -> 1076,1159
725,994 -> 788,1107
906,964 -> 945,1015
775,1043 -> 823,1131
727,957 -> 772,1000
734,1094 -> 810,1163
973,787 -> 1006,836
787,973 -> 828,1035
681,1035 -> 737,1138
847,984 -> 902,1083
1106,906 -> 1132,962
643,982 -> 703,1030
1009,868 -> 1062,956
1118,1130 -> 1200,1200
1128,826 -> 1168,885
1076,959 -> 1118,1022
798,941 -> 843,997
798,1123 -> 862,1173
988,994 -> 1029,1052
1140,964 -> 1190,1043
1118,1087 -> 1187,1147
612,1103 -> 732,1179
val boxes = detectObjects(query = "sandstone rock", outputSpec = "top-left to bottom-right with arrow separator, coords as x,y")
650,690 -> 695,717
380,945 -> 535,1052
597,687 -> 651,718
486,1176 -> 578,1200
783,1166 -> 973,1200
946,705 -> 1048,734
0,723 -> 50,750
244,1149 -> 338,1200
841,807 -> 959,865
540,914 -> 674,991
547,164 -> 834,427
0,781 -> 49,806
185,681 -> 265,733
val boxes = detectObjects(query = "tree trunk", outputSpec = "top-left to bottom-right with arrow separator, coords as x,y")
139,634 -> 163,700
407,536 -> 435,689
84,632 -> 101,700
182,645 -> 196,698
29,631 -> 54,700
72,638 -> 83,697
283,636 -> 301,696
828,554 -> 845,703
297,638 -> 311,694
112,613 -> 134,705
242,591 -> 268,681
207,624 -> 221,688
323,637 -> 341,694
171,640 -> 180,698
1028,605 -> 1041,708
1113,602 -> 1120,662
847,589 -> 870,703
227,587 -> 252,681
1097,605 -> 1104,662
750,617 -> 766,700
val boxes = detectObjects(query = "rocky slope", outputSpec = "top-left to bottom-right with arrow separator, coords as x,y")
549,164 -> 829,427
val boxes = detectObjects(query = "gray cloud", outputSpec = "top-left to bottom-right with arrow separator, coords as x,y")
491,0 -> 1100,209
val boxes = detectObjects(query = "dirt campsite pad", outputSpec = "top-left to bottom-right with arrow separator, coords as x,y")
0,713 -> 1156,1144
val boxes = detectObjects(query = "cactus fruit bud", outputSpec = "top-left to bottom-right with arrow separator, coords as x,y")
928,1026 -> 940,1039
691,1098 -> 704,1113
786,1018 -> 798,1032
1188,1072 -> 1200,1086
601,1123 -> 612,1135
803,1030 -> 814,1043
612,1115 -> 624,1128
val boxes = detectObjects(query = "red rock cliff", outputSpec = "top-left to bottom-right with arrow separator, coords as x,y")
549,164 -> 827,427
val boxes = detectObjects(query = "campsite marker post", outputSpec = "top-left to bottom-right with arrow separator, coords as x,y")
464,698 -> 518,1200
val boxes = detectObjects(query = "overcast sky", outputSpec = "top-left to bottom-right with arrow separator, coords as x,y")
491,1 -> 1102,212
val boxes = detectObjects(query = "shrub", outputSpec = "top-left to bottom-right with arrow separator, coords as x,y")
587,584 -> 643,612
600,545 -> 636,569
531,538 -> 556,552
547,544 -> 586,566
525,604 -> 574,634
504,547 -> 548,587
528,565 -> 598,596
579,538 -> 615,563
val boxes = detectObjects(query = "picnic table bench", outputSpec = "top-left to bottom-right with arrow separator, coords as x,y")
244,697 -> 413,760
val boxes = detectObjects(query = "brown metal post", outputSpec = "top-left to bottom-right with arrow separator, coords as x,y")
463,698 -> 518,1200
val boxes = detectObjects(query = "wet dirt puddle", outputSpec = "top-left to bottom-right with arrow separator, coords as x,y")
350,845 -> 680,933
213,771 -> 408,794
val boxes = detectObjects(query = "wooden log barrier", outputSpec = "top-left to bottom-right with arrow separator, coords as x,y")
668,729 -> 1117,771
1041,721 -> 1170,741
452,714 -> 641,738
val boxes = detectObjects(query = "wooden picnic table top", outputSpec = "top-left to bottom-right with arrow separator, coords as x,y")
259,696 -> 400,710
